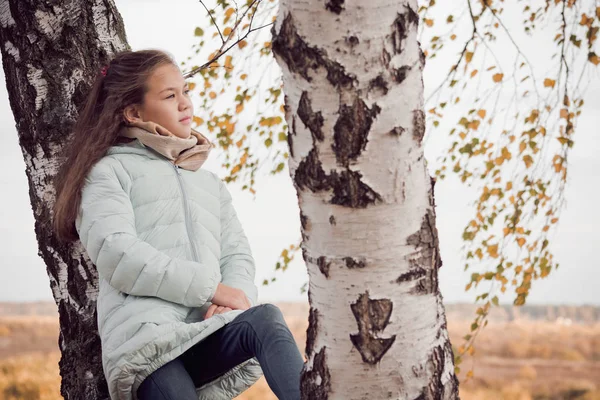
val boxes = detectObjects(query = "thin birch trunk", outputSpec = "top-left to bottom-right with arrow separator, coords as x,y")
0,1 -> 128,397
271,0 -> 460,398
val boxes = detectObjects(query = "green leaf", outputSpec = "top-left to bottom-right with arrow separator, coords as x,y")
194,27 -> 204,37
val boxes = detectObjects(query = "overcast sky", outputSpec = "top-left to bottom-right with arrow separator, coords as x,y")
0,0 -> 598,306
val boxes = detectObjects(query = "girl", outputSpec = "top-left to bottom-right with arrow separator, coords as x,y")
52,49 -> 304,400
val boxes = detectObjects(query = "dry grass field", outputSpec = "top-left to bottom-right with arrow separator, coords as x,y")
1,302 -> 599,399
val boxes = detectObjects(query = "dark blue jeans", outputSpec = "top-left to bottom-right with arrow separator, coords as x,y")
137,303 -> 304,400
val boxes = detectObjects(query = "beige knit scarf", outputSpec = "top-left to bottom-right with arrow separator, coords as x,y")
118,121 -> 214,171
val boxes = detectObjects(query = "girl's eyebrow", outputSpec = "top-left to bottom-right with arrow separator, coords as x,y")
159,83 -> 190,93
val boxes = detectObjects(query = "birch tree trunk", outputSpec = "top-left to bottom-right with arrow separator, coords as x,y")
0,1 -> 127,397
271,0 -> 460,398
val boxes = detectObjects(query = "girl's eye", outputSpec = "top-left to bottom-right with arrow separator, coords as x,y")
184,89 -> 191,95
166,94 -> 175,99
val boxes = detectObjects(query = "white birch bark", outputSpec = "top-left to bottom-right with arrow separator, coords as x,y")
0,1 -> 128,397
271,0 -> 459,398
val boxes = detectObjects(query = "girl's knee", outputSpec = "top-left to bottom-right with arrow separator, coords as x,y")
253,303 -> 284,322
243,304 -> 286,332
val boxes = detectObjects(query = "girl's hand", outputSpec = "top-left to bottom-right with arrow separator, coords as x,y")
204,304 -> 233,320
211,283 -> 251,311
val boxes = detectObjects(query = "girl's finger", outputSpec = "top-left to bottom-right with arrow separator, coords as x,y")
204,304 -> 218,319
215,306 -> 225,315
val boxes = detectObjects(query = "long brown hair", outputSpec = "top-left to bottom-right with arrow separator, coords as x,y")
53,49 -> 175,243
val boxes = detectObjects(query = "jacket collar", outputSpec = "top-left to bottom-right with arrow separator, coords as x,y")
106,125 -> 213,166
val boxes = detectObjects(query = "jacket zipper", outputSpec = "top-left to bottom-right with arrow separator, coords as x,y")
171,163 -> 200,262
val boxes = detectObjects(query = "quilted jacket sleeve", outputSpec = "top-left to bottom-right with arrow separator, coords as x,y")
218,179 -> 258,307
75,159 -> 221,307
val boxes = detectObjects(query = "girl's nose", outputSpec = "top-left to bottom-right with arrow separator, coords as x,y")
179,99 -> 191,111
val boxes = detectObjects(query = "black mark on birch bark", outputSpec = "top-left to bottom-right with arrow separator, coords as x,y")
404,210 -> 442,294
329,215 -> 336,225
414,344 -> 459,399
368,74 -> 388,96
305,307 -> 320,357
391,6 -> 419,55
382,48 -> 391,68
429,176 -> 437,208
412,109 -> 425,143
325,0 -> 344,14
272,14 -> 355,88
301,348 -> 331,399
295,149 -> 330,192
345,35 -> 359,47
392,65 -> 411,84
419,47 -> 426,68
300,211 -> 309,241
329,169 -> 382,208
395,267 -> 426,284
332,99 -> 380,166
345,257 -> 366,269
287,116 -> 296,158
295,151 -> 382,208
316,256 -> 331,278
390,126 -> 406,136
300,211 -> 309,230
298,91 -> 324,142
349,292 -> 396,364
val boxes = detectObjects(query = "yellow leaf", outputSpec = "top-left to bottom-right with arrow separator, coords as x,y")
543,225 -> 550,232
551,217 -> 559,223
192,116 -> 204,125
188,82 -> 196,91
224,55 -> 233,69
503,227 -> 511,237
240,74 -> 248,80
523,155 -> 534,168
560,108 -> 568,119
209,91 -> 217,99
240,153 -> 248,165
516,238 -> 526,247
225,7 -> 235,18
238,40 -> 248,49
544,78 -> 556,88
470,69 -> 478,78
487,244 -> 499,258
231,164 -> 241,174
450,34 -> 457,40
466,370 -> 474,379
264,41 -> 272,49
466,51 -> 473,63
223,27 -> 232,37
506,181 -> 513,190
424,18 -> 434,27
519,142 -> 527,153
477,109 -> 486,119
236,103 -> 244,113
492,73 -> 504,83
467,120 -> 480,130
580,13 -> 592,27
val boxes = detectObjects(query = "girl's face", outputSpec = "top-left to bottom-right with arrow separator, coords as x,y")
125,63 -> 193,139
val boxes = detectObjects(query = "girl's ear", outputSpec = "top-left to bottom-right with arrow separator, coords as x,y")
123,104 -> 143,124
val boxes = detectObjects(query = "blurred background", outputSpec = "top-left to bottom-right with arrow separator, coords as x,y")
0,1 -> 598,399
